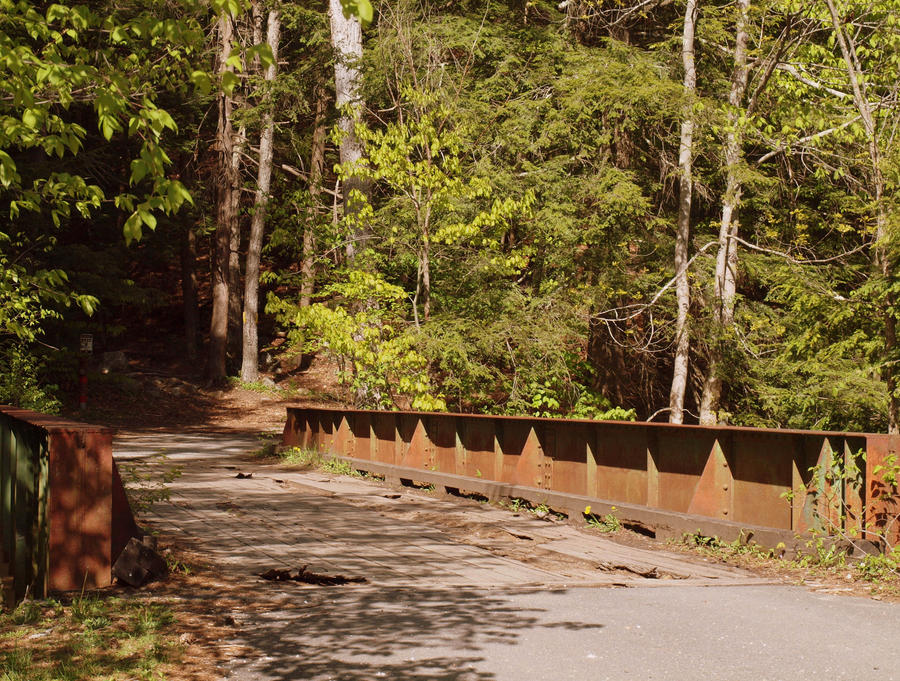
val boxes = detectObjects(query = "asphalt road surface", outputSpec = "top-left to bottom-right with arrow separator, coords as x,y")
115,431 -> 900,681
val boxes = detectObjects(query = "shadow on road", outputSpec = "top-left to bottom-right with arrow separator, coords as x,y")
220,584 -> 604,681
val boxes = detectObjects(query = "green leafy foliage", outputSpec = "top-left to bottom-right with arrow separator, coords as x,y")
1,0 -> 899,433
271,270 -> 446,411
341,0 -> 374,25
0,344 -> 61,413
0,0 -> 202,346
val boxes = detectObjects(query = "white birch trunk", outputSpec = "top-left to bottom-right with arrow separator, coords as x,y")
328,0 -> 368,260
824,0 -> 897,433
668,0 -> 699,424
699,0 -> 751,425
241,9 -> 281,382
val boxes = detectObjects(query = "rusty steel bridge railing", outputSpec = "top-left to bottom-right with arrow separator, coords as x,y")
283,407 -> 900,549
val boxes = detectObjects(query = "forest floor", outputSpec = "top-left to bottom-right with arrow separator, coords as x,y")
64,338 -> 342,432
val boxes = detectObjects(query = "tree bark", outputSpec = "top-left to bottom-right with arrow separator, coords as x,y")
824,0 -> 898,433
328,0 -> 368,261
228,16 -> 250,366
227,198 -> 243,366
422,237 -> 431,321
699,0 -> 751,425
301,81 -> 329,309
207,11 -> 237,383
181,225 -> 198,360
241,9 -> 281,382
668,0 -> 698,425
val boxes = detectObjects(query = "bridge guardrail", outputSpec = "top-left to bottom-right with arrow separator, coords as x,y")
283,407 -> 900,548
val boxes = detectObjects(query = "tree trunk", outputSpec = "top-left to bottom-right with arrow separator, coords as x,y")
301,81 -> 329,309
241,9 -> 281,382
207,11 -> 236,383
328,0 -> 368,261
422,238 -> 431,322
181,225 -> 198,360
824,0 -> 898,433
227,201 -> 243,366
668,0 -> 698,425
699,0 -> 750,425
228,17 -> 250,367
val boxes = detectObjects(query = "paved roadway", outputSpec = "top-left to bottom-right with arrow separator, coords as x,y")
115,432 -> 900,681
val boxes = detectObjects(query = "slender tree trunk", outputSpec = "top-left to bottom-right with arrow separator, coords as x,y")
668,0 -> 699,424
301,81 -> 329,308
227,202 -> 243,365
422,238 -> 431,322
228,18 -> 250,366
241,9 -> 281,382
300,227 -> 317,308
423,200 -> 432,321
824,0 -> 897,433
207,12 -> 236,383
181,225 -> 198,360
328,0 -> 368,260
699,0 -> 751,425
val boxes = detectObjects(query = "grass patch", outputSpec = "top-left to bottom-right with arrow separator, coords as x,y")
679,531 -> 900,597
0,594 -> 184,681
227,377 -> 292,398
279,447 -> 362,477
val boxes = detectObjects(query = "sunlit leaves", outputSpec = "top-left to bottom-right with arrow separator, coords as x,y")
272,271 -> 446,411
340,0 -> 373,25
0,0 -> 205,338
339,87 -> 535,275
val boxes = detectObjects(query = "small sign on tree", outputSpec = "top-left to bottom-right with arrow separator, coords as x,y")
79,334 -> 93,354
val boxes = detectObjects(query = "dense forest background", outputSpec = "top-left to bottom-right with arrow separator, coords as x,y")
1,0 -> 899,432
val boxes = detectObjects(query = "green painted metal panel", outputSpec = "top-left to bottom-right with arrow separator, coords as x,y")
13,429 -> 31,601
33,433 -> 49,597
0,410 -> 126,603
2,425 -> 16,587
11,426 -> 48,601
0,420 -> 11,563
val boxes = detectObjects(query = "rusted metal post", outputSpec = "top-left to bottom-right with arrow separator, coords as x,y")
865,434 -> 900,546
0,407 -> 138,602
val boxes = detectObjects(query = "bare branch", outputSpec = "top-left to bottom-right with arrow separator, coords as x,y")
756,115 -> 861,164
776,63 -> 849,99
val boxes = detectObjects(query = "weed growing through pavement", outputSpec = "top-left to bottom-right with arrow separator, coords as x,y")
764,445 -> 900,587
679,530 -> 900,595
280,447 -> 362,477
504,497 -> 526,512
499,498 -> 565,520
118,453 -> 182,515
856,547 -> 900,581
165,554 -> 194,576
682,531 -> 782,561
583,505 -> 621,533
252,433 -> 282,458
